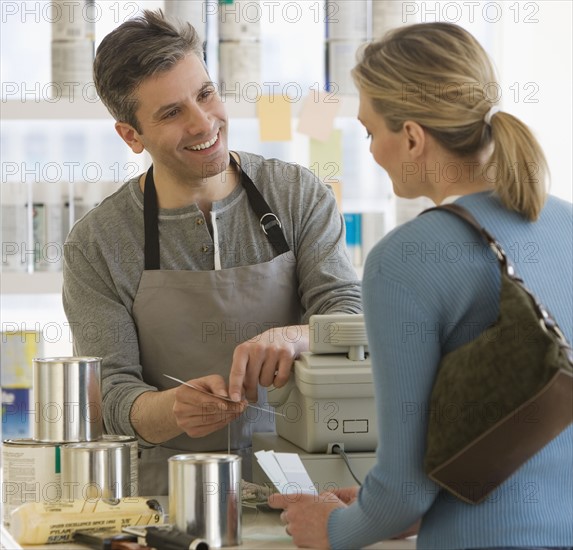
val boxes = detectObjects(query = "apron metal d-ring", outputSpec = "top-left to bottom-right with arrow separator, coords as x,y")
260,213 -> 282,235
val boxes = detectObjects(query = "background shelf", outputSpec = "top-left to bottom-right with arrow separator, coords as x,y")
1,96 -> 360,120
1,272 -> 63,295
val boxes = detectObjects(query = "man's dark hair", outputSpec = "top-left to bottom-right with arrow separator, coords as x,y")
93,9 -> 204,132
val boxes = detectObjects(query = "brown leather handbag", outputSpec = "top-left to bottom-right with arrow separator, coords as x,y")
421,203 -> 573,504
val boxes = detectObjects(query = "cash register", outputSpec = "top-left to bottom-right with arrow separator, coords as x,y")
253,314 -> 378,492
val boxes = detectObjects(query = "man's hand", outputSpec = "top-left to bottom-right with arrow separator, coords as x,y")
228,325 -> 309,402
268,491 -> 346,548
172,374 -> 246,438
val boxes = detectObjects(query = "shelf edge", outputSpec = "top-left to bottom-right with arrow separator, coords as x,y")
1,96 -> 359,120
1,272 -> 63,295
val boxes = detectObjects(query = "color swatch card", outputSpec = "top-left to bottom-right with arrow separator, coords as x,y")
255,450 -> 318,495
257,95 -> 292,142
297,92 -> 342,142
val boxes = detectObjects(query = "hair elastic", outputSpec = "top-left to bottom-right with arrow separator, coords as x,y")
484,105 -> 501,126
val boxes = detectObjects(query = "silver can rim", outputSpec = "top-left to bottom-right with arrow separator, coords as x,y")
33,356 -> 102,363
169,453 -> 241,464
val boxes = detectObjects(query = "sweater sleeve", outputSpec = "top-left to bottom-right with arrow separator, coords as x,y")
62,236 -> 155,448
290,167 -> 362,321
328,249 -> 442,548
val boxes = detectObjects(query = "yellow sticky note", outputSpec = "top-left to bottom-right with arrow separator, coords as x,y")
257,95 -> 292,142
297,92 -> 342,141
309,129 -> 343,183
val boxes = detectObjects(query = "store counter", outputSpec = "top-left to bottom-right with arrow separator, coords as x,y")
14,506 -> 416,550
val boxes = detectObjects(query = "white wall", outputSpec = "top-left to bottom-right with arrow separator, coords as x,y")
497,1 -> 572,202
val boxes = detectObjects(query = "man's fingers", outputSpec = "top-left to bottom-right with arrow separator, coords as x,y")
228,348 -> 248,402
232,343 -> 265,403
199,375 -> 231,398
179,414 -> 241,438
270,351 -> 293,388
258,346 -> 286,387
174,401 -> 244,437
267,493 -> 288,509
242,344 -> 266,402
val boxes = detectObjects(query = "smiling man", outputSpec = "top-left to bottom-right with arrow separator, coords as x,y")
62,9 -> 361,495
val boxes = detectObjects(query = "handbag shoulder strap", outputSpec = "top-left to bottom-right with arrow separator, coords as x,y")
420,203 -> 513,276
419,203 -> 572,350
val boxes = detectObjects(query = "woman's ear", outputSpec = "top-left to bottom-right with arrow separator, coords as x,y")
402,120 -> 426,159
115,121 -> 145,154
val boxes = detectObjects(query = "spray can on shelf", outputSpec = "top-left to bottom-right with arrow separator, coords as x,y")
343,212 -> 363,267
32,181 -> 65,272
218,40 -> 261,96
164,0 -> 207,46
325,1 -> 368,96
325,0 -> 368,41
372,0 -> 410,38
1,182 -> 28,272
51,0 -> 96,42
218,0 -> 261,97
50,0 -> 96,101
326,39 -> 364,96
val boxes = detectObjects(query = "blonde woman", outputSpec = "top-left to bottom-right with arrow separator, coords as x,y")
269,22 -> 573,550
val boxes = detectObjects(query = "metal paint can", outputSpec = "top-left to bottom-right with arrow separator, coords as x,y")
1,183 -> 28,272
60,438 -> 137,501
51,39 -> 95,100
164,0 -> 206,44
218,40 -> 261,94
50,0 -> 96,41
2,439 -> 63,529
372,0 -> 408,38
32,181 -> 64,272
218,0 -> 261,41
326,0 -> 367,41
326,40 -> 364,95
33,357 -> 103,443
169,454 -> 241,548
102,434 -> 139,496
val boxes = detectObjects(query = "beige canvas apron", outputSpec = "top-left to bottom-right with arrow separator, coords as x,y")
132,156 -> 302,495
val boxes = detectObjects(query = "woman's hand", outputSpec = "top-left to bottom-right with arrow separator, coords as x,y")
268,491 -> 347,548
331,486 -> 359,505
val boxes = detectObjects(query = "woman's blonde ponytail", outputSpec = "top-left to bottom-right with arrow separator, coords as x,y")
487,112 -> 548,220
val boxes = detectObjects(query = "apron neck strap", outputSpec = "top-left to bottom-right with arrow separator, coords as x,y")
143,155 -> 290,270
229,155 -> 290,257
143,165 -> 160,271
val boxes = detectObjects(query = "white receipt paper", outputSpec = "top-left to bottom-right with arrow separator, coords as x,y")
254,451 -> 318,495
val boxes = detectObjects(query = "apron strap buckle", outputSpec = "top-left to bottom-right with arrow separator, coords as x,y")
260,213 -> 282,235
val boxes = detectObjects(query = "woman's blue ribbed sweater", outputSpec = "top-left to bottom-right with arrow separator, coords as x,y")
328,192 -> 573,549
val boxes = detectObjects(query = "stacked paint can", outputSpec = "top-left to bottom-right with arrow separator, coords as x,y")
164,0 -> 207,48
372,0 -> 410,38
218,0 -> 261,97
50,0 -> 97,101
325,0 -> 368,96
325,1 -> 416,95
2,357 -> 138,529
